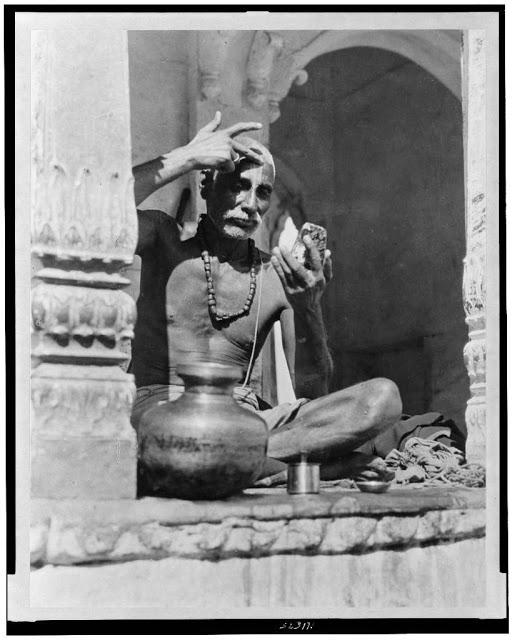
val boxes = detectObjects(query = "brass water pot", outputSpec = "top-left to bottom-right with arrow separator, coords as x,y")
138,362 -> 268,499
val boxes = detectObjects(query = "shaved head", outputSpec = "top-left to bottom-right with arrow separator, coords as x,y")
234,136 -> 275,181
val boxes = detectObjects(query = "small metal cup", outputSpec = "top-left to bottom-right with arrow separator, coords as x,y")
287,460 -> 320,494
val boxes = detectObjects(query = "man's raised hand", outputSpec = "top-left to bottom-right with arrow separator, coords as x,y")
271,235 -> 332,312
184,111 -> 263,173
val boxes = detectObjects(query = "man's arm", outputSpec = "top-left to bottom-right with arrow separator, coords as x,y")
293,299 -> 333,398
272,237 -> 333,399
133,111 -> 264,207
279,307 -> 296,390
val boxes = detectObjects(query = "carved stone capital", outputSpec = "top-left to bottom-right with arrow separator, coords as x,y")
246,31 -> 284,110
31,282 -> 136,364
244,31 -> 310,121
267,55 -> 308,123
462,231 -> 486,325
31,165 -> 137,264
197,31 -> 236,101
463,334 -> 486,388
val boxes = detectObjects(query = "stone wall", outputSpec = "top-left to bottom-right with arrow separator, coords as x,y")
30,487 -> 485,609
124,31 -> 192,303
31,537 -> 485,609
128,30 -> 190,216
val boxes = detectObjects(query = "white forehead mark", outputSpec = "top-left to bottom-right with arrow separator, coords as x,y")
239,160 -> 274,185
235,135 -> 275,181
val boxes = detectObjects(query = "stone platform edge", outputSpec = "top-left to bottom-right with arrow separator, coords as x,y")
31,487 -> 485,566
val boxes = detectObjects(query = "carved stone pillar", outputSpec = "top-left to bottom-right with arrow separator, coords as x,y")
462,31 -> 486,463
31,30 -> 138,498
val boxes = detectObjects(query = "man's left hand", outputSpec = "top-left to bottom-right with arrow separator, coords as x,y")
271,235 -> 332,312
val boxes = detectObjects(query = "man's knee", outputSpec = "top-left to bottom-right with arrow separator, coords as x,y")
365,377 -> 402,428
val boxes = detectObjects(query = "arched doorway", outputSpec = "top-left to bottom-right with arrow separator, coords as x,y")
269,46 -> 469,432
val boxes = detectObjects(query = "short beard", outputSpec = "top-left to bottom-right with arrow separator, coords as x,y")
217,220 -> 255,240
206,210 -> 258,241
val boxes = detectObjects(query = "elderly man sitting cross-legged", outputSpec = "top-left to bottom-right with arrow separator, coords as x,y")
129,111 -> 403,482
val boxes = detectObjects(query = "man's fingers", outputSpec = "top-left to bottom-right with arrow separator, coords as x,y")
323,250 -> 333,282
226,121 -> 263,137
273,248 -> 294,279
279,246 -> 310,283
272,248 -> 301,290
200,110 -> 222,133
232,140 -> 264,165
303,235 -> 323,271
270,254 -> 288,287
217,157 -> 236,174
232,140 -> 262,155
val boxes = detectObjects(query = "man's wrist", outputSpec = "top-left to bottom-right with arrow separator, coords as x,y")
292,300 -> 323,321
162,145 -> 197,174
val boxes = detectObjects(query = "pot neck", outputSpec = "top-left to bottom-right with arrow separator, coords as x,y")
176,362 -> 243,396
183,381 -> 236,396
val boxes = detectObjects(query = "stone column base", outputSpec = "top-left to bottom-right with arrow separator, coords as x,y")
31,364 -> 137,499
31,436 -> 136,500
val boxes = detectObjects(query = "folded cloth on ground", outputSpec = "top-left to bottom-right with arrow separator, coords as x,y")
357,411 -> 467,459
384,436 -> 485,487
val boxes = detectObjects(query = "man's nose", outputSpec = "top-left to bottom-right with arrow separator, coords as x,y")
241,189 -> 257,213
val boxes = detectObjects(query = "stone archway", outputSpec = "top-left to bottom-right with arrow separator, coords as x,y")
269,45 -> 469,429
243,29 -> 461,125
240,29 -> 484,461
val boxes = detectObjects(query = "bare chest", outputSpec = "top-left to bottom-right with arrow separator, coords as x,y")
165,257 -> 284,346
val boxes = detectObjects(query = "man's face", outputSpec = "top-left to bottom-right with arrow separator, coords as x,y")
206,159 -> 274,240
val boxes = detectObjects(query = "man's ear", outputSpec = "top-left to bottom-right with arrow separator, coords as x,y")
199,170 -> 214,200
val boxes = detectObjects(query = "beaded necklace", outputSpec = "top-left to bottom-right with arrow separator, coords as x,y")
197,219 -> 260,324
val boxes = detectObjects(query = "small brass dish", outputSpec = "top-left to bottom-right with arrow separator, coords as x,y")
355,480 -> 392,494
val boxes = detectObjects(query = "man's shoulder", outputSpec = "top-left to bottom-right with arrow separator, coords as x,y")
136,209 -> 182,255
137,208 -> 179,226
137,209 -> 182,237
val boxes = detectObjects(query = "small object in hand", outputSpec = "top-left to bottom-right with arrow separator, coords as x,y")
291,222 -> 327,269
287,452 -> 320,494
355,479 -> 392,494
